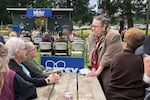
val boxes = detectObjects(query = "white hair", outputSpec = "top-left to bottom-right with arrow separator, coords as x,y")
5,37 -> 25,59
25,41 -> 34,52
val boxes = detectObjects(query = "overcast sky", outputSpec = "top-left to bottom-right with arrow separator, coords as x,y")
89,0 -> 98,11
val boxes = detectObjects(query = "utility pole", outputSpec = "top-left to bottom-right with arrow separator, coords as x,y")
146,0 -> 150,35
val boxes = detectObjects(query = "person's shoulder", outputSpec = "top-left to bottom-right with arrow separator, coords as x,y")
23,58 -> 32,63
8,69 -> 16,76
114,51 -> 123,57
106,29 -> 121,40
108,29 -> 120,35
111,51 -> 125,62
88,33 -> 97,40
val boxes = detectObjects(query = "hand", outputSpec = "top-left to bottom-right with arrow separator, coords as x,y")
144,57 -> 150,77
87,71 -> 98,77
48,73 -> 60,84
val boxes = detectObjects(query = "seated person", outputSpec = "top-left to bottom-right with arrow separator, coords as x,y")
41,32 -> 55,55
0,43 -> 37,100
0,35 -> 5,44
5,37 -> 60,87
32,31 -> 43,38
69,30 -> 77,40
56,31 -> 68,42
23,41 -> 52,76
141,35 -> 150,100
55,31 -> 69,56
9,31 -> 17,37
24,30 -> 32,41
41,32 -> 54,44
107,28 -> 145,100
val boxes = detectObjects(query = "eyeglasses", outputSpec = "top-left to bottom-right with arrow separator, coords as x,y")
21,48 -> 26,51
91,25 -> 101,28
29,48 -> 36,52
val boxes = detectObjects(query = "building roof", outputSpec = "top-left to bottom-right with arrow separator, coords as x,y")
6,8 -> 73,12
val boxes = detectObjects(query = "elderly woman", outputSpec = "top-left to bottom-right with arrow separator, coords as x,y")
5,37 -> 60,87
87,16 -> 123,98
107,28 -> 145,100
0,43 -> 37,100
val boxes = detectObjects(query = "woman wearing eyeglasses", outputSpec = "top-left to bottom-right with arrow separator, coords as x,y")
5,37 -> 60,87
0,43 -> 37,100
87,16 -> 123,98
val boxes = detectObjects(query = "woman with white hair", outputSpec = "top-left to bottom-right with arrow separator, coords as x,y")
5,37 -> 60,87
0,43 -> 37,100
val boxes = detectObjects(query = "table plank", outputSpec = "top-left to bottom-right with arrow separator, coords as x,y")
50,73 -> 77,100
78,74 -> 106,100
35,73 -> 106,100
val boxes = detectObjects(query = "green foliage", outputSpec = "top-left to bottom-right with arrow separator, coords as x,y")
0,0 -> 148,27
99,0 -> 147,28
0,0 -> 12,24
1,0 -> 94,25
72,0 -> 94,25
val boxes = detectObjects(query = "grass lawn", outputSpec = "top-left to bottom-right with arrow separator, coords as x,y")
36,29 -> 149,68
0,30 -> 7,35
1,28 -> 150,68
0,30 -> 7,32
76,29 -> 150,36
34,45 -> 89,68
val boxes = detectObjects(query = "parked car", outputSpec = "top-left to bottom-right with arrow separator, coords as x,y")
111,25 -> 119,30
134,24 -> 146,30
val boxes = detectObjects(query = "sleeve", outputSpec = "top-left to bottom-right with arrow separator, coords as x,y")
88,33 -> 96,53
100,33 -> 123,67
17,69 -> 47,87
9,60 -> 47,87
22,60 -> 44,76
0,36 -> 5,44
14,73 -> 37,100
29,67 -> 46,78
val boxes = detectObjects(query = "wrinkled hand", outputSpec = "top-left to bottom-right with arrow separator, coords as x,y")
87,71 -> 98,77
48,73 -> 60,84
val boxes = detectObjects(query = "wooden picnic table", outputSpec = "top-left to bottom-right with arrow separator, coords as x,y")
35,73 -> 106,100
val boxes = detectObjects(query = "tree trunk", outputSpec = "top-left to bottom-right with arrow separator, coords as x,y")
126,14 -> 133,28
124,0 -> 133,28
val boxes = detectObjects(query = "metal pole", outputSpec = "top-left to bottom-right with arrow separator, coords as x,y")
76,73 -> 79,100
146,0 -> 150,35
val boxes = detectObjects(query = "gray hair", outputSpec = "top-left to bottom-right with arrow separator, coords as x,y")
93,16 -> 110,27
25,41 -> 34,52
5,37 -> 25,59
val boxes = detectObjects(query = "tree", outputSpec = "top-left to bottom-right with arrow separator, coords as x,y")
72,0 -> 93,25
1,0 -> 93,25
99,0 -> 146,28
0,0 -> 15,24
0,0 -> 29,24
